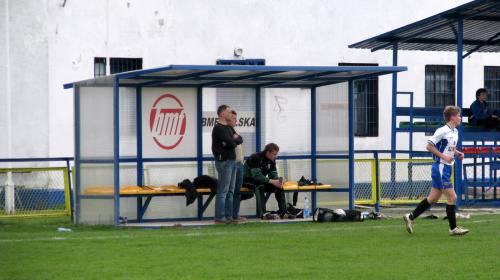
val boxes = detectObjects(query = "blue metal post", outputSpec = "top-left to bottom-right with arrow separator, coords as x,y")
391,44 -> 399,191
311,87 -> 317,210
391,43 -> 398,157
409,91 -> 413,153
256,87 -> 262,152
136,86 -> 144,221
456,20 -> 464,210
348,81 -> 355,210
113,78 -> 120,226
255,87 -> 262,217
197,87 -> 203,176
136,87 -> 143,186
196,87 -> 204,219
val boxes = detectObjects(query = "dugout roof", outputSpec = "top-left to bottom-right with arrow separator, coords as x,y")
64,64 -> 406,89
349,0 -> 500,55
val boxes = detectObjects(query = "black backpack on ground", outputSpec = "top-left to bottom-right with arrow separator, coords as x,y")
313,208 -> 363,222
313,208 -> 342,222
344,210 -> 362,222
287,203 -> 303,218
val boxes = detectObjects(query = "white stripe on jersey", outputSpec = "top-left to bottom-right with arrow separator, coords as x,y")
427,124 -> 458,166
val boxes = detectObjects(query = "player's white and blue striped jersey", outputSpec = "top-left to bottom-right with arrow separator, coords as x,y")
427,124 -> 458,166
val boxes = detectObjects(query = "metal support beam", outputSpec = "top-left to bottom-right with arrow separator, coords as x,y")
113,77 -> 120,226
256,87 -> 262,152
348,80 -> 355,210
391,44 -> 398,157
197,87 -> 203,176
311,87 -> 317,210
136,87 -> 143,187
463,32 -> 500,58
456,20 -> 464,210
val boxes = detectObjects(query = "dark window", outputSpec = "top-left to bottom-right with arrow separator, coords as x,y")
484,66 -> 500,111
94,57 -> 143,77
217,59 -> 265,66
425,65 -> 455,133
94,57 -> 106,77
425,65 -> 455,107
339,63 -> 379,137
110,58 -> 143,74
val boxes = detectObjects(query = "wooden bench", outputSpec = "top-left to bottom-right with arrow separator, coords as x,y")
84,183 -> 347,222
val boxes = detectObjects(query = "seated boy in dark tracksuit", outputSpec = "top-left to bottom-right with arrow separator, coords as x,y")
243,143 -> 294,219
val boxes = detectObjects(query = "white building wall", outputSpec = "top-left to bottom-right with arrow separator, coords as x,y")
4,0 -> 496,162
1,0 -> 50,160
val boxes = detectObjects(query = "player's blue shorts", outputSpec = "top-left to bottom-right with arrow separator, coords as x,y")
431,162 -> 453,189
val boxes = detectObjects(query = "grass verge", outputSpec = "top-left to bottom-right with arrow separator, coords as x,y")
0,214 -> 498,279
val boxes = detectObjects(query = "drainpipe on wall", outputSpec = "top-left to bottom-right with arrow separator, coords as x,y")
4,0 -> 15,215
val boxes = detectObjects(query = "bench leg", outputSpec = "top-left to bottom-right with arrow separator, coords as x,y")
199,194 -> 215,220
311,191 -> 317,211
137,196 -> 153,222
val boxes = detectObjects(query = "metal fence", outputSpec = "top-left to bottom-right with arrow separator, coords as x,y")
0,167 -> 71,218
2,154 -> 498,219
463,161 -> 500,206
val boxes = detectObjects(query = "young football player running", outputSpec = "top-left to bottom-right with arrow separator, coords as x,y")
404,106 -> 469,236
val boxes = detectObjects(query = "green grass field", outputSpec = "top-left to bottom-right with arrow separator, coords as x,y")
0,214 -> 498,280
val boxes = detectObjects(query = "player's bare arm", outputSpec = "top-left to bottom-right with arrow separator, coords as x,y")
455,149 -> 465,160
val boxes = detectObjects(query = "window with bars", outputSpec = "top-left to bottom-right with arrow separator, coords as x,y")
425,65 -> 455,133
339,63 -> 379,137
94,57 -> 106,77
484,66 -> 500,111
425,65 -> 455,107
94,57 -> 143,77
110,58 -> 143,74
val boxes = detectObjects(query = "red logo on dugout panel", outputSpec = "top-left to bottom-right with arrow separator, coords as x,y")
149,94 -> 186,150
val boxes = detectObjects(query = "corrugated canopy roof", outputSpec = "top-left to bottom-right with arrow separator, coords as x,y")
349,0 -> 500,53
64,64 -> 406,89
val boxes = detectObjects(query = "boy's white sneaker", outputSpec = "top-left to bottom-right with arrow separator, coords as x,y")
456,213 -> 470,219
449,226 -> 469,236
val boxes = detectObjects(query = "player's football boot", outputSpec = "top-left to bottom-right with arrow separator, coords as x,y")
403,214 -> 414,234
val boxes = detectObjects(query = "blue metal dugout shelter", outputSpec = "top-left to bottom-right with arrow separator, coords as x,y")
64,65 -> 406,225
349,0 -> 500,207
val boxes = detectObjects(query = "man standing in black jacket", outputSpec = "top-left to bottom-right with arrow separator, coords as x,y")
212,105 -> 243,224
